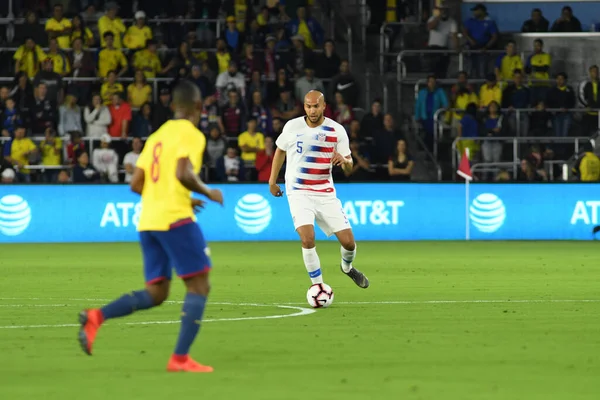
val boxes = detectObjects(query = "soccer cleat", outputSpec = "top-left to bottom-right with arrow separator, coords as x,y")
78,309 -> 103,356
167,355 -> 214,373
340,265 -> 370,288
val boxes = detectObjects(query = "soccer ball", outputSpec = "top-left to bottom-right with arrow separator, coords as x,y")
306,283 -> 334,308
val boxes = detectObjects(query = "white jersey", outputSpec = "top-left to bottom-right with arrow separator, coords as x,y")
275,116 -> 351,196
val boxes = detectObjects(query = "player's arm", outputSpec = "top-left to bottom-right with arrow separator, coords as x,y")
268,147 -> 286,197
332,129 -> 353,174
130,167 -> 145,194
176,157 -> 223,205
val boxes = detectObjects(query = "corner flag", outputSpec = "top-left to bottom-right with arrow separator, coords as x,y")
456,149 -> 472,181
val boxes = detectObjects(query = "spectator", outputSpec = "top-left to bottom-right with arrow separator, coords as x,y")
70,15 -> 95,48
333,92 -> 355,130
101,70 -> 124,105
272,89 -> 301,122
92,133 -> 119,183
205,127 -> 228,178
15,12 -> 47,47
45,38 -> 71,77
131,102 -> 153,138
450,73 -> 479,137
123,137 -> 143,183
188,64 -> 214,100
579,65 -> 600,136
330,60 -> 359,107
295,66 -> 325,101
69,37 -> 96,105
572,142 -> 600,181
501,69 -> 530,135
45,4 -> 72,50
360,99 -> 384,139
223,16 -> 244,54
33,58 -> 64,105
199,95 -> 225,134
1,98 -> 22,138
346,140 -> 372,181
457,103 -> 480,160
30,83 -> 58,134
81,5 -> 103,39
529,100 -> 551,136
272,117 -> 284,139
247,70 -> 268,104
315,39 -> 341,84
240,43 -> 261,82
451,71 -> 476,99
216,61 -> 246,106
494,40 -> 523,83
3,125 -> 37,183
127,70 -> 152,109
214,38 -> 232,75
66,131 -> 86,165
58,94 -> 83,136
221,90 -> 246,137
152,88 -> 173,128
546,72 -> 576,137
286,6 -> 324,49
133,39 -> 164,79
255,136 -> 275,182
415,75 -> 449,149
275,26 -> 291,50
9,73 -> 35,117
39,127 -> 62,182
289,35 -> 313,77
525,39 -> 552,105
124,10 -> 153,51
248,91 -> 273,136
14,38 -> 46,80
268,68 -> 294,104
372,113 -> 402,166
247,19 -> 267,49
479,74 -> 502,109
73,150 -> 100,183
521,8 -> 549,33
517,158 -> 545,181
98,2 -> 126,49
551,6 -> 582,33
481,101 -> 503,180
426,5 -> 458,79
462,3 -> 499,78
108,92 -> 132,158
84,93 -> 112,139
1,167 -> 16,183
388,139 -> 413,181
216,147 -> 245,182
98,32 -> 128,78
238,118 -> 265,168
165,43 -> 198,77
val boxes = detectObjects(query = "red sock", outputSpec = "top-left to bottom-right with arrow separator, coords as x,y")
172,354 -> 188,363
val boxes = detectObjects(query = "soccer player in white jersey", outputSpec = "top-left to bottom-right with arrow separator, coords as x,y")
268,90 -> 369,289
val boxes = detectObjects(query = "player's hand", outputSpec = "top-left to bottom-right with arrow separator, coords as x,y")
191,198 -> 206,213
207,189 -> 224,206
332,151 -> 348,167
269,183 -> 283,197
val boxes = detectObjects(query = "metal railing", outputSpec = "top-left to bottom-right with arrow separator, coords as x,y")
471,160 -> 573,181
433,107 -> 600,160
379,21 -> 424,74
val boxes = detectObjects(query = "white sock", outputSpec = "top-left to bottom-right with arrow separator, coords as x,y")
302,247 -> 323,284
341,245 -> 356,273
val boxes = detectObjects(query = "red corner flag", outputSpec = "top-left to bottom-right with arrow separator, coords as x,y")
456,149 -> 473,181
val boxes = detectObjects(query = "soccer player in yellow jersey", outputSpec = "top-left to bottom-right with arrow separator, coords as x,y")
78,80 -> 223,373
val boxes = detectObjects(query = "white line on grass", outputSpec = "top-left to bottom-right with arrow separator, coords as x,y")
281,299 -> 600,305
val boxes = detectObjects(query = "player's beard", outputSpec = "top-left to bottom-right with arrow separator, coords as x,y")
308,113 -> 324,125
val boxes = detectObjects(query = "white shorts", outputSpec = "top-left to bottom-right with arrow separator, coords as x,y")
287,195 -> 351,237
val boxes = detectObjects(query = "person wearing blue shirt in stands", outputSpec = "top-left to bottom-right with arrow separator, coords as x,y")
415,75 -> 449,151
462,3 -> 499,78
457,103 -> 480,161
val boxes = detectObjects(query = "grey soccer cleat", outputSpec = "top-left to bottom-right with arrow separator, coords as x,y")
340,265 -> 370,288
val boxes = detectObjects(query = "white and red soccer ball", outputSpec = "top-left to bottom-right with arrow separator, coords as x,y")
306,283 -> 334,308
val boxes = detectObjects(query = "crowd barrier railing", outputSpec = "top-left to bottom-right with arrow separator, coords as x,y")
379,21 -> 425,74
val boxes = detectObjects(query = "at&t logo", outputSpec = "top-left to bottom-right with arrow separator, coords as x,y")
235,194 -> 272,234
0,195 -> 32,236
470,193 -> 506,233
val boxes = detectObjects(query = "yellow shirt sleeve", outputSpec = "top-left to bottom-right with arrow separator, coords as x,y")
27,139 -> 36,152
238,132 -> 249,148
119,52 -> 129,68
36,47 -> 47,61
13,46 -> 24,60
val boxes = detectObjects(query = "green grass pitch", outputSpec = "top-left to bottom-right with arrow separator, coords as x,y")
1,241 -> 599,400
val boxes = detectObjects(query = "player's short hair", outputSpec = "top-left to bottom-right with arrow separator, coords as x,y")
172,80 -> 201,109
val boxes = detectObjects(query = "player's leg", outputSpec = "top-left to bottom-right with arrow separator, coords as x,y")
161,221 -> 213,373
78,231 -> 171,355
289,196 -> 323,284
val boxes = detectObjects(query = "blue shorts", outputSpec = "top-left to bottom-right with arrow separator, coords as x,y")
139,218 -> 212,285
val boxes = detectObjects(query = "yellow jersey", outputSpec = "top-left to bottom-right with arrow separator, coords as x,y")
451,92 -> 479,122
479,84 -> 502,108
238,131 -> 265,162
574,152 -> 600,182
101,82 -> 124,105
124,25 -> 153,50
10,138 -> 37,174
297,20 -> 315,49
135,119 -> 206,231
495,54 -> 523,82
14,45 -> 47,78
71,27 -> 95,47
133,49 -> 162,79
40,138 -> 63,166
45,18 -> 72,49
526,52 -> 551,86
127,83 -> 152,108
47,52 -> 71,75
98,15 -> 126,48
216,52 -> 231,74
98,48 -> 128,78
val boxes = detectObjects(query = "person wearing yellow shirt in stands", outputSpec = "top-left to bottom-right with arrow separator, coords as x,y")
98,32 -> 128,78
494,40 -> 523,85
525,38 -> 552,105
98,2 -> 126,49
71,15 -> 95,48
46,38 -> 71,76
39,127 -> 63,182
45,4 -> 72,49
573,143 -> 600,182
450,86 -> 479,136
479,74 -> 502,108
124,10 -> 153,51
4,125 -> 38,183
14,38 -> 46,79
215,39 -> 231,74
128,70 -> 152,108
133,39 -> 163,79
238,118 -> 265,166
101,70 -> 124,105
